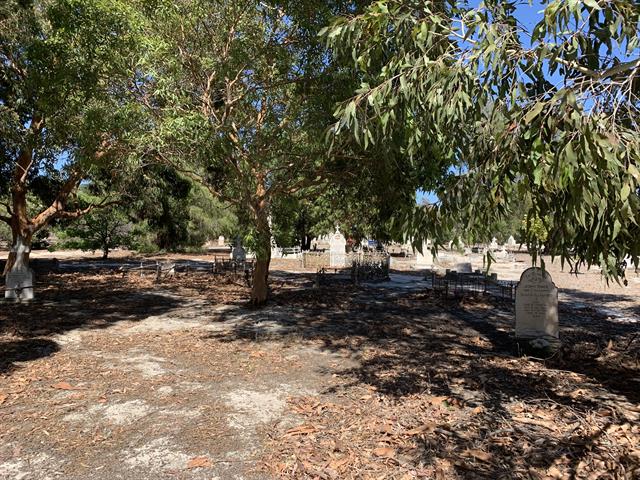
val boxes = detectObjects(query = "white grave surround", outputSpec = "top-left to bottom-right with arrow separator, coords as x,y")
5,268 -> 35,301
515,267 -> 559,342
329,229 -> 347,267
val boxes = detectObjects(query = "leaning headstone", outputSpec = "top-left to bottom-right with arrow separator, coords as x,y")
5,268 -> 35,301
516,267 -> 559,354
329,228 -> 347,267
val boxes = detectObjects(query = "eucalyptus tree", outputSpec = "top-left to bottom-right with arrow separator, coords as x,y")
0,0 -> 143,274
325,0 -> 640,276
140,0 -> 360,304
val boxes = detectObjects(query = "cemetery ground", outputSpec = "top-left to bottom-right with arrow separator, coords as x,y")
1,252 -> 639,479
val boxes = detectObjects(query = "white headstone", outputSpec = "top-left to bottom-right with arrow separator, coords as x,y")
5,268 -> 34,301
415,242 -> 434,267
490,237 -> 499,250
329,228 -> 347,267
217,235 -> 225,246
507,236 -> 517,248
516,267 -> 558,340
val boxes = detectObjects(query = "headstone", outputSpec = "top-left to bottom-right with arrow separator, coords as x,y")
415,242 -> 434,267
516,267 -> 559,342
507,235 -> 517,249
231,237 -> 246,262
217,235 -> 225,246
489,237 -> 499,250
329,227 -> 346,267
494,246 -> 509,260
5,268 -> 35,301
454,262 -> 473,273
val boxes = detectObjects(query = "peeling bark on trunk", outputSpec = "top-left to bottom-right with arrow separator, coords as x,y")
4,232 -> 33,275
4,178 -> 34,275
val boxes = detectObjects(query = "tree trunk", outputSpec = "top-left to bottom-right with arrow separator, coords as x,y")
250,201 -> 272,307
4,229 -> 33,275
4,183 -> 33,275
251,252 -> 270,306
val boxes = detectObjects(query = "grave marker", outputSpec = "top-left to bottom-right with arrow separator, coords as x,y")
329,228 -> 346,267
516,267 -> 559,344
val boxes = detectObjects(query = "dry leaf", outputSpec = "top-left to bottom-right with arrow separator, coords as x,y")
464,449 -> 492,462
328,455 -> 351,471
284,424 -> 317,437
186,456 -> 211,469
52,382 -> 75,390
428,396 -> 448,407
404,422 -> 437,436
372,447 -> 396,458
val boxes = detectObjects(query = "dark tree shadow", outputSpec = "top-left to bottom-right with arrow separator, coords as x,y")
1,272 -> 186,374
0,338 -> 60,374
201,281 -> 639,478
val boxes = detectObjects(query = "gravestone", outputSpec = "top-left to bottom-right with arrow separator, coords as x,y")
489,237 -> 499,250
516,267 -> 559,350
231,237 -> 246,262
217,235 -> 225,246
329,228 -> 346,267
5,268 -> 35,301
454,262 -> 473,273
506,235 -> 517,249
415,242 -> 434,267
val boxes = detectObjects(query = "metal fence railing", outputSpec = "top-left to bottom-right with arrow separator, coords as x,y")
426,270 -> 517,300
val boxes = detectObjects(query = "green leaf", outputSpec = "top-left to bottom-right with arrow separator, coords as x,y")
523,102 -> 545,124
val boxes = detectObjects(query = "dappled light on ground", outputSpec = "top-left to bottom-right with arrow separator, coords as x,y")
1,270 -> 638,479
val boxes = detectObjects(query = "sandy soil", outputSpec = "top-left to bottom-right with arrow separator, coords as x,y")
0,253 -> 639,479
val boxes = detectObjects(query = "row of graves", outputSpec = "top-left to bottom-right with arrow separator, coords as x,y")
295,229 -> 392,285
2,238 -> 255,302
293,230 -> 561,355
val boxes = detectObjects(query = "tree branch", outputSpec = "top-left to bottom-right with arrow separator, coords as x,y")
55,199 -> 121,219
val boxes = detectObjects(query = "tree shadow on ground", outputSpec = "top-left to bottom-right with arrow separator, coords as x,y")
0,338 -> 60,375
204,283 -> 639,478
0,272 -> 185,374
